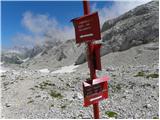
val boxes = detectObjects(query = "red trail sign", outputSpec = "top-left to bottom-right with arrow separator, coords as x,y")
72,12 -> 101,43
83,76 -> 109,107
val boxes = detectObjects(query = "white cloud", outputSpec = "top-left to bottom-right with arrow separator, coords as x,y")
12,33 -> 45,47
22,11 -> 59,34
22,11 -> 74,40
91,0 -> 152,27
13,11 -> 74,47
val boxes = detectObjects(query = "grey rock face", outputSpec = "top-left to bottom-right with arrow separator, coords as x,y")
21,39 -> 85,70
55,49 -> 67,61
75,52 -> 86,65
75,1 -> 159,65
102,1 -> 158,51
28,45 -> 43,58
1,53 -> 23,64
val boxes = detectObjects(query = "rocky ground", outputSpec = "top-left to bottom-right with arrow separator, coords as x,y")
1,42 -> 159,119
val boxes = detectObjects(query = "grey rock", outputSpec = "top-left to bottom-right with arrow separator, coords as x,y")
102,1 -> 158,50
75,52 -> 86,65
73,92 -> 83,100
77,92 -> 83,100
144,43 -> 159,50
28,45 -> 43,58
55,49 -> 67,61
147,104 -> 152,108
5,103 -> 11,107
1,53 -> 24,64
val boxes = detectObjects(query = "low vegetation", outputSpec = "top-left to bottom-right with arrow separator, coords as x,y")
61,105 -> 67,109
134,71 -> 159,78
153,117 -> 159,119
105,111 -> 118,118
34,80 -> 55,90
50,104 -> 54,108
27,100 -> 34,104
134,71 -> 145,77
116,84 -> 121,90
146,73 -> 159,78
109,83 -> 123,92
49,90 -> 63,99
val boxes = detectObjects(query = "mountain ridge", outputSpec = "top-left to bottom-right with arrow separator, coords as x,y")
75,1 -> 158,65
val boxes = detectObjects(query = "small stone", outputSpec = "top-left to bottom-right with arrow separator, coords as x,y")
125,90 -> 129,93
5,103 -> 11,107
135,113 -> 139,118
77,92 -> 83,100
106,67 -> 115,72
147,104 -> 152,108
80,110 -> 83,113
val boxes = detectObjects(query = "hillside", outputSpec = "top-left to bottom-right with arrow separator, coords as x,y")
75,1 -> 158,65
20,39 -> 85,71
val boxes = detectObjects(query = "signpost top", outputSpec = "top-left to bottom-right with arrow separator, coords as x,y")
72,12 -> 101,44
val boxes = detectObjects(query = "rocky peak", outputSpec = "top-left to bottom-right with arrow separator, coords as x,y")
75,1 -> 159,65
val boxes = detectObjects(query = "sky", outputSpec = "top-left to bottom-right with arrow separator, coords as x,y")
1,0 -> 151,49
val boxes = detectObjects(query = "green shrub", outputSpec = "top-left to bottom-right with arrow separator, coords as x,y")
61,105 -> 67,109
116,84 -> 121,90
146,73 -> 159,78
153,117 -> 158,119
49,90 -> 63,99
50,104 -> 54,107
34,81 -> 56,90
27,100 -> 34,104
134,71 -> 145,77
134,71 -> 159,79
105,111 -> 118,118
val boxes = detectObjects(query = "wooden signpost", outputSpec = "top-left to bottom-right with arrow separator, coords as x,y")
72,0 -> 109,119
